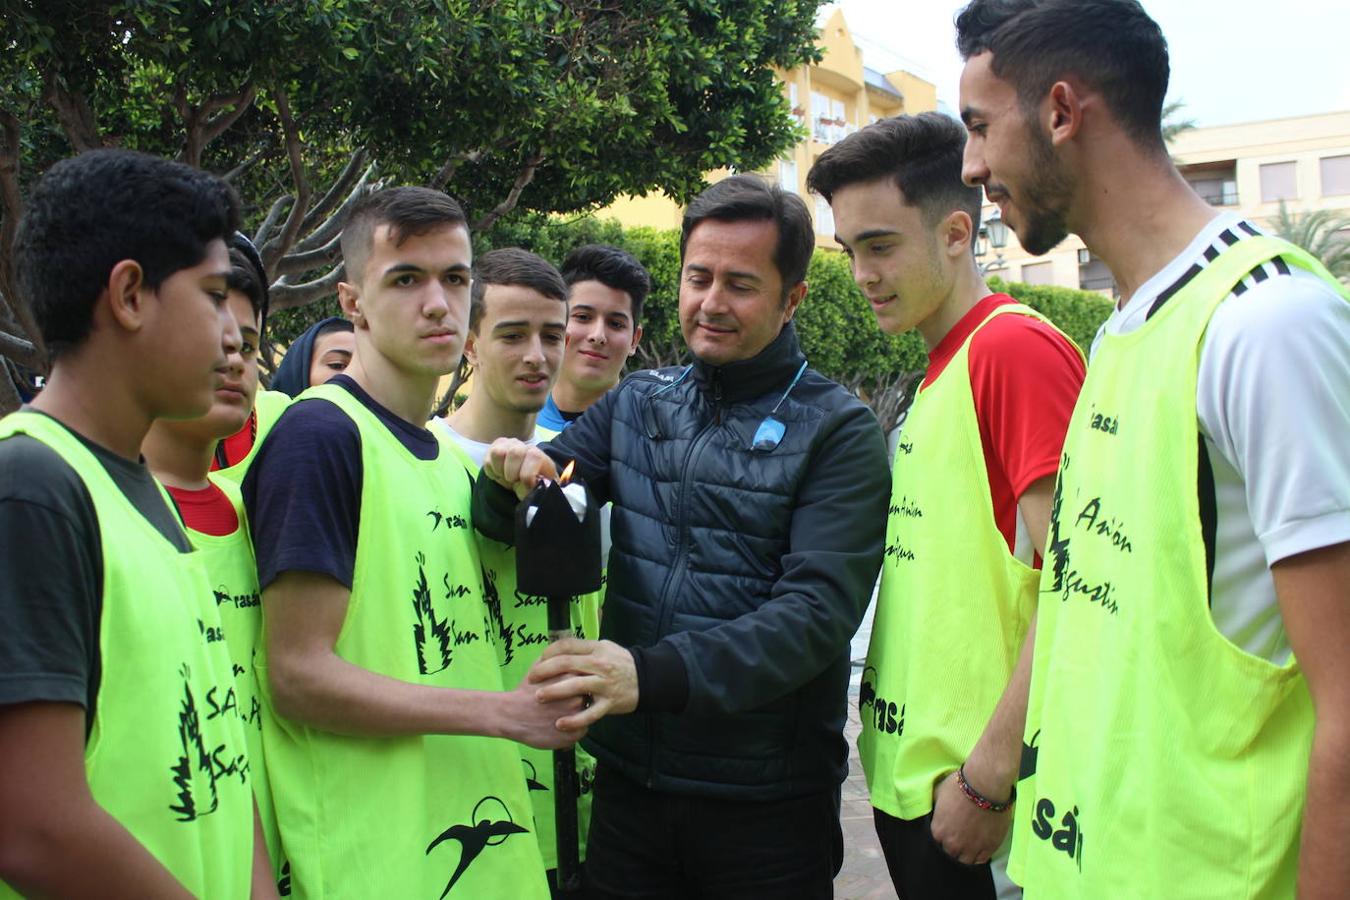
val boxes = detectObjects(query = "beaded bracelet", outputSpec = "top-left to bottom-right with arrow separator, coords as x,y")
956,765 -> 1015,813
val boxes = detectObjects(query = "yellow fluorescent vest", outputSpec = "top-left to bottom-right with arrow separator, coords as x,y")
0,412 -> 253,899
1012,237 -> 1344,898
860,304 -> 1069,820
448,441 -> 598,872
256,385 -> 548,900
213,388 -> 291,486
186,474 -> 283,883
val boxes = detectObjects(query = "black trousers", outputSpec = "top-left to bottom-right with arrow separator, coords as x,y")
583,765 -> 843,900
873,807 -> 998,900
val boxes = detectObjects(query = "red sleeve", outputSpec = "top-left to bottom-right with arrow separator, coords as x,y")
968,314 -> 1086,499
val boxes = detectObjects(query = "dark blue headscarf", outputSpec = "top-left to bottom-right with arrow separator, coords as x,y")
271,316 -> 352,398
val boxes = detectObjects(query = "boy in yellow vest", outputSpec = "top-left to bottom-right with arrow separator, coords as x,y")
433,247 -> 599,895
207,235 -> 290,485
0,150 -> 274,897
956,1 -> 1350,897
142,235 -> 285,890
808,112 -> 1085,898
242,187 -> 580,899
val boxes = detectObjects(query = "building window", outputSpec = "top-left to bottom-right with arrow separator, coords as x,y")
1020,261 -> 1055,286
811,91 -> 831,143
814,195 -> 834,236
1079,256 -> 1116,294
779,158 -> 798,195
1259,161 -> 1298,202
1187,177 -> 1239,206
810,93 -> 854,145
1320,154 -> 1350,197
830,98 -> 853,143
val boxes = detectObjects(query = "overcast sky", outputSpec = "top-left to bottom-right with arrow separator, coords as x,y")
837,0 -> 1350,128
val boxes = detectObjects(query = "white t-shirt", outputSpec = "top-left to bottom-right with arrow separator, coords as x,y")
430,418 -> 542,469
1093,212 -> 1350,663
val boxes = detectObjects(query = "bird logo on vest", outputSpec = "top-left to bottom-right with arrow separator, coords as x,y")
522,759 -> 548,793
427,796 -> 530,898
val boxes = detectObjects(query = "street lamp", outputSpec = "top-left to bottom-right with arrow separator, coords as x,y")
976,210 -> 1009,275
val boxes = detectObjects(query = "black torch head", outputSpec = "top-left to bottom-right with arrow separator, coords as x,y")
515,472 -> 602,597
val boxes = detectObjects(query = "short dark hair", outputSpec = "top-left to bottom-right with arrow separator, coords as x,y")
15,149 -> 241,361
955,0 -> 1169,150
227,234 -> 269,334
469,247 -> 567,332
340,186 -> 468,282
807,113 -> 983,229
680,175 -> 814,292
560,244 -> 651,324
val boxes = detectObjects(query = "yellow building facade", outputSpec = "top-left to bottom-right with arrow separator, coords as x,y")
602,7 -> 938,246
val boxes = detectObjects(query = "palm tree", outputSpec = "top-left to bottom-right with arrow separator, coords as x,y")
1270,201 -> 1350,283
1162,99 -> 1196,148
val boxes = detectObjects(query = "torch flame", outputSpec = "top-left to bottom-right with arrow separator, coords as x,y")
559,460 -> 576,485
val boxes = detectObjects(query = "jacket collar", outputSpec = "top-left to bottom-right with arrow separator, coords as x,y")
691,322 -> 806,403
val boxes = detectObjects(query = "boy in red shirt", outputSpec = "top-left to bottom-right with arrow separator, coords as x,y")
808,113 -> 1084,899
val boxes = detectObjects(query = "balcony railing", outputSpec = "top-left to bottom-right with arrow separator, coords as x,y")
1196,188 -> 1239,207
813,116 -> 857,145
1079,273 -> 1117,292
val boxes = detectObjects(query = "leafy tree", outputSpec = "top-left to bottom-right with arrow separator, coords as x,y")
1269,201 -> 1350,283
0,0 -> 825,411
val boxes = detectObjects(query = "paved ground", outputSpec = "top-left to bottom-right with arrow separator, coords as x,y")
835,598 -> 894,898
834,683 -> 896,899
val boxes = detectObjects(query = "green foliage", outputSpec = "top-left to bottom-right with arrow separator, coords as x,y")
4,0 -> 825,213
264,297 -> 344,366
611,227 -> 688,368
1,0 -> 829,411
1269,201 -> 1350,283
477,213 -> 629,264
986,277 -> 1113,356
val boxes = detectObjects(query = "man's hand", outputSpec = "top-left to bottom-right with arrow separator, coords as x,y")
501,672 -> 588,750
529,639 -> 639,731
929,769 -> 1012,866
483,438 -> 559,499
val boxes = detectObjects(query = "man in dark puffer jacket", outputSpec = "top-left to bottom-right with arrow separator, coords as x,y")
475,175 -> 889,899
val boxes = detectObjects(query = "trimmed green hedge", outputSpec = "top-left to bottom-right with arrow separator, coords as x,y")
986,276 -> 1113,356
